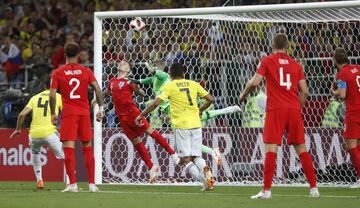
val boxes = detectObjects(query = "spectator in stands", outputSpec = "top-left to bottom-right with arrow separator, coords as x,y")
0,36 -> 23,80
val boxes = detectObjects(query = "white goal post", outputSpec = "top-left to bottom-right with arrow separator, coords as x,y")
94,1 -> 360,185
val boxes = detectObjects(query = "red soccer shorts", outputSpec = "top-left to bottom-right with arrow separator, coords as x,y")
263,109 -> 305,145
60,115 -> 93,142
118,111 -> 150,140
344,119 -> 360,139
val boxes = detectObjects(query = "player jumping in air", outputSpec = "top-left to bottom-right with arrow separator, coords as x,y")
100,60 -> 179,183
331,47 -> 360,188
135,59 -> 240,166
136,63 -> 215,191
50,42 -> 104,192
239,34 -> 319,199
10,76 -> 64,189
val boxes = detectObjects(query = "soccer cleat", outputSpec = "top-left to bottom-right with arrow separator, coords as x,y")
149,165 -> 159,183
349,179 -> 360,189
61,184 -> 79,192
226,105 -> 241,114
171,153 -> 180,165
309,187 -> 320,198
250,190 -> 272,199
37,180 -> 44,189
214,148 -> 222,167
203,165 -> 215,190
89,183 -> 100,193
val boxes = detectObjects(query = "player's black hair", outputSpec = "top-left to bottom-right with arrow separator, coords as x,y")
334,47 -> 349,65
65,42 -> 80,58
43,74 -> 51,89
169,63 -> 185,79
272,33 -> 288,50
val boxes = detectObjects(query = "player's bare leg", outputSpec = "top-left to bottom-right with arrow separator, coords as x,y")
132,137 -> 158,183
251,143 -> 277,199
294,144 -> 319,198
81,140 -> 99,192
61,141 -> 79,192
145,128 -> 180,165
346,139 -> 360,188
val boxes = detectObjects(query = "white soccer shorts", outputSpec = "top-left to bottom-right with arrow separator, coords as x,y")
29,132 -> 64,159
174,128 -> 202,157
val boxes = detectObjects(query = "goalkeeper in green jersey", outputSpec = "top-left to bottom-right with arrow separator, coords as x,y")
135,59 -> 241,167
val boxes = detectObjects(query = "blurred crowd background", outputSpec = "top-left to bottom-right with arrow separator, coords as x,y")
0,0 -> 356,128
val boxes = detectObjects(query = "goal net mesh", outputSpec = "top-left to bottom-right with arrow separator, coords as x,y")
99,5 -> 360,185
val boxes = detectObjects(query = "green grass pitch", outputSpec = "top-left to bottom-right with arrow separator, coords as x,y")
0,182 -> 359,208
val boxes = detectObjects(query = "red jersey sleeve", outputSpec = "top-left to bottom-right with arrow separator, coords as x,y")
336,68 -> 347,82
50,70 -> 59,89
87,68 -> 97,84
256,58 -> 267,76
129,83 -> 136,91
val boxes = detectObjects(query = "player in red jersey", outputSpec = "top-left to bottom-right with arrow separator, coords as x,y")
49,42 -> 104,192
239,34 -> 319,198
331,47 -> 360,188
102,60 -> 179,183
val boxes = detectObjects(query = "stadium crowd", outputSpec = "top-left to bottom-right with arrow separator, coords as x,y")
0,0 -> 359,128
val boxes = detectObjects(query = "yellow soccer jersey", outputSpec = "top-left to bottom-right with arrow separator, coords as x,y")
158,79 -> 209,129
26,90 -> 62,139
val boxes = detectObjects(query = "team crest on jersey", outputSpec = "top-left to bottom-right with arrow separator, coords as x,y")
351,68 -> 358,73
119,81 -> 125,88
279,59 -> 289,64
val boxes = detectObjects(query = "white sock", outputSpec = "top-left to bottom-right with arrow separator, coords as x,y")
32,153 -> 42,182
185,162 -> 202,182
194,157 -> 207,171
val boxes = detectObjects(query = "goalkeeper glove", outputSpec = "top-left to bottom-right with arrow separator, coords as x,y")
127,77 -> 141,84
145,60 -> 156,74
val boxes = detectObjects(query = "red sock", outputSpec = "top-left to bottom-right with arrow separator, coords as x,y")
299,152 -> 317,188
263,152 -> 277,191
134,143 -> 153,169
82,146 -> 95,184
150,131 -> 175,155
357,144 -> 360,152
349,147 -> 360,178
63,147 -> 76,184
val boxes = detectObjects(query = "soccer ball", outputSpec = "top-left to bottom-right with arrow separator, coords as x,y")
129,17 -> 145,32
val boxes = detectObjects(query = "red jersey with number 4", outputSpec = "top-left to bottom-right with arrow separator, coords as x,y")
51,63 -> 96,117
107,77 -> 139,116
256,52 -> 305,111
336,64 -> 360,120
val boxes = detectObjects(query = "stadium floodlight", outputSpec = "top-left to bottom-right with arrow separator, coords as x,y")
94,1 -> 360,185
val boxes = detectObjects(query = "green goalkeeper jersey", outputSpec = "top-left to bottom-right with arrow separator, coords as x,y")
140,70 -> 170,96
140,70 -> 171,113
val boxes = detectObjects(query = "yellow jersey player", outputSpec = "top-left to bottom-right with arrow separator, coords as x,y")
136,63 -> 215,191
10,75 -> 63,189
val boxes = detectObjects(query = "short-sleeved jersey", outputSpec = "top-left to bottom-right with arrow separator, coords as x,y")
256,52 -> 305,111
335,64 -> 360,120
51,63 -> 96,117
108,77 -> 139,116
158,79 -> 209,129
26,90 -> 62,139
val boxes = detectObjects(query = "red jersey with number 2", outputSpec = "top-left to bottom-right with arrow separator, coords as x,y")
107,77 -> 139,116
51,63 -> 96,117
256,52 -> 305,111
336,64 -> 360,121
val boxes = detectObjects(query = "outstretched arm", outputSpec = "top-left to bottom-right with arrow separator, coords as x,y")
135,97 -> 163,126
199,94 -> 214,116
298,79 -> 309,108
90,81 -> 105,122
10,107 -> 32,138
239,73 -> 264,103
49,88 -> 58,125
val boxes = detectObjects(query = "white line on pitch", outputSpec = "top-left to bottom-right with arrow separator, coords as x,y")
0,189 -> 358,199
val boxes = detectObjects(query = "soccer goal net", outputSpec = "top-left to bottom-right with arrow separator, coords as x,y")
93,1 -> 360,186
